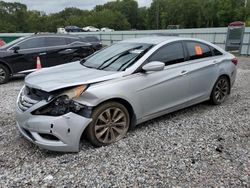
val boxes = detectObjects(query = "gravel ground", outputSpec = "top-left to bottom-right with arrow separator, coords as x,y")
0,56 -> 250,187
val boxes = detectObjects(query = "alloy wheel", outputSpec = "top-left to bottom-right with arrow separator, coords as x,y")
214,78 -> 229,103
94,107 -> 128,144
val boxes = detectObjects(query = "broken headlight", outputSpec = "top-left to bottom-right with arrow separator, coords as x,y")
32,85 -> 92,117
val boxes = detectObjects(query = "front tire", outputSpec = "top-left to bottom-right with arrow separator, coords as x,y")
86,102 -> 130,147
210,76 -> 230,105
0,64 -> 10,84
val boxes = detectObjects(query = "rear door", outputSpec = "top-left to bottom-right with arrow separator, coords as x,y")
44,37 -> 92,67
43,37 -> 71,67
184,41 -> 220,101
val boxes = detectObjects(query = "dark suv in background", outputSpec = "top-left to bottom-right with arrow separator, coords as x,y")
65,26 -> 83,32
0,34 -> 102,84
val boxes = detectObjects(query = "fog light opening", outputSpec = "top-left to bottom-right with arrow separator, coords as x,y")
39,133 -> 59,141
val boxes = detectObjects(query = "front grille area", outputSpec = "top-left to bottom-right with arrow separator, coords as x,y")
18,87 -> 39,111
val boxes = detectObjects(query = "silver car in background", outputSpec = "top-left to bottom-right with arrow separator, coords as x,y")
16,37 -> 237,152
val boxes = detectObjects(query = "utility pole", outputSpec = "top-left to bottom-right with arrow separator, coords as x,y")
244,0 -> 248,22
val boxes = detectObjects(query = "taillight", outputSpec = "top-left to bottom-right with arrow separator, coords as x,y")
232,58 -> 238,66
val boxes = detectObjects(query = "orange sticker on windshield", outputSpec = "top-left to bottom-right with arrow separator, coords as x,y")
195,45 -> 203,55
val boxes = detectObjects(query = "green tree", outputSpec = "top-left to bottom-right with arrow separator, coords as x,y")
0,0 -> 250,32
86,9 -> 130,30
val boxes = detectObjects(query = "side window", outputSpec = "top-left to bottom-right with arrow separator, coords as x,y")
66,37 -> 79,44
149,42 -> 185,66
18,38 -> 45,49
211,47 -> 223,56
44,37 -> 67,47
186,41 -> 213,60
84,36 -> 99,42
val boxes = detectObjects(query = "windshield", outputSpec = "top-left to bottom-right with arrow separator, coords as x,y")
81,42 -> 153,71
0,37 -> 25,49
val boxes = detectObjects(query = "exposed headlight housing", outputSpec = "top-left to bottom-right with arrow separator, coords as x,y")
51,85 -> 88,101
32,85 -> 91,117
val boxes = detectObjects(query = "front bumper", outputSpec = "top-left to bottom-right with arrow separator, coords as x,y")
16,102 -> 92,152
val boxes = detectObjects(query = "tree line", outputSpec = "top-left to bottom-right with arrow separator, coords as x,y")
0,0 -> 249,33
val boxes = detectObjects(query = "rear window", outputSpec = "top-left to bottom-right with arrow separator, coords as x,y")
186,41 -> 213,60
81,36 -> 99,42
211,47 -> 223,56
66,37 -> 80,44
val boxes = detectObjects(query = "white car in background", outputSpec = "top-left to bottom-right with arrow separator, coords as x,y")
57,27 -> 68,34
82,26 -> 100,32
101,27 -> 114,32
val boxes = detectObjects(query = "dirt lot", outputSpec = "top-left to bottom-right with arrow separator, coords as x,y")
0,56 -> 250,187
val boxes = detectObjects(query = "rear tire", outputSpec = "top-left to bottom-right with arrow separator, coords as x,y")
0,64 -> 10,84
86,102 -> 130,147
210,76 -> 230,105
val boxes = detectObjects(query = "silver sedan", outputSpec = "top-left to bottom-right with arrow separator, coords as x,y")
16,37 -> 237,152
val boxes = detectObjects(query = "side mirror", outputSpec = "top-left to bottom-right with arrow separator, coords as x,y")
12,46 -> 20,53
142,61 -> 165,72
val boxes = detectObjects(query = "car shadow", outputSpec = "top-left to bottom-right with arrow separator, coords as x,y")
133,101 -> 213,131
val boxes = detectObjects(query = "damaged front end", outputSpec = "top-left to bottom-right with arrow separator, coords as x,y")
16,85 -> 93,152
31,85 -> 92,118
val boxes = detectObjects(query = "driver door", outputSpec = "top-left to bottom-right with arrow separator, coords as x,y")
136,42 -> 191,119
7,37 -> 47,74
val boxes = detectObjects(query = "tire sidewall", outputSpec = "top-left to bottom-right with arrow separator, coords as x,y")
0,64 -> 10,84
211,76 -> 230,105
87,102 -> 130,147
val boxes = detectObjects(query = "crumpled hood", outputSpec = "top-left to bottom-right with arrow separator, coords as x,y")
25,61 -> 123,92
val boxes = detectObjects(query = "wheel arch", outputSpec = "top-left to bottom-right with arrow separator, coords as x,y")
93,97 -> 137,129
0,60 -> 13,75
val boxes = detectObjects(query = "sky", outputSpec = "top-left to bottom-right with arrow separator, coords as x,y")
3,0 -> 152,14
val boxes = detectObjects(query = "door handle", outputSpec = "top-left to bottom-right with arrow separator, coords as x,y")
39,52 -> 47,56
64,49 -> 73,52
180,70 -> 188,76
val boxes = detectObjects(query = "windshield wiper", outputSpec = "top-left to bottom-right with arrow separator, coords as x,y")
117,45 -> 153,71
80,59 -> 95,69
116,57 -> 135,71
97,46 -> 142,70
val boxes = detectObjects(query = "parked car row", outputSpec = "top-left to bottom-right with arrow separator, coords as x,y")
0,34 -> 102,84
14,36 -> 237,152
58,26 -> 114,33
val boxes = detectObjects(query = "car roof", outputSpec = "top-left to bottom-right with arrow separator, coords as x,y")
119,36 -> 210,45
28,33 -> 80,38
120,36 -> 180,45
